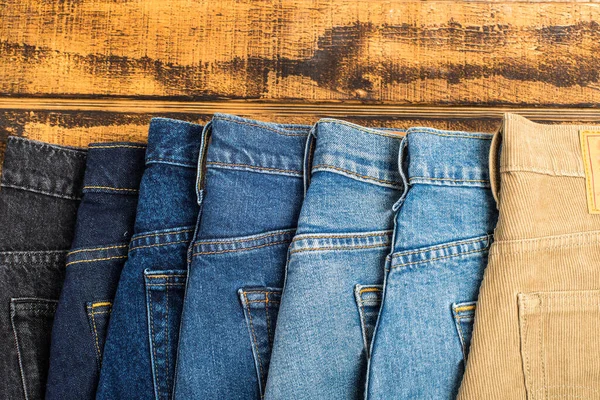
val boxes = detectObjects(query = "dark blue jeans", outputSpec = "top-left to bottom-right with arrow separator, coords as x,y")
45,143 -> 146,400
96,119 -> 203,400
0,137 -> 86,400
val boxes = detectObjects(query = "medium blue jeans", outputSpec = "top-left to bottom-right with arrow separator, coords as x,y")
96,119 -> 203,400
265,120 -> 404,400
45,142 -> 146,400
173,114 -> 310,399
366,128 -> 498,399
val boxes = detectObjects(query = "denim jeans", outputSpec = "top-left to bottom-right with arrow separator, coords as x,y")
45,142 -> 146,400
0,137 -> 86,400
366,128 -> 498,399
265,120 -> 404,400
96,119 -> 203,400
173,114 -> 310,399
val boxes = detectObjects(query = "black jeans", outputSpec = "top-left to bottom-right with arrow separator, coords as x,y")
0,137 -> 86,400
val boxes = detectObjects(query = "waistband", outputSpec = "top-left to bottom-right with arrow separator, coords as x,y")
310,119 -> 404,189
1,136 -> 86,200
206,114 -> 311,177
83,142 -> 146,194
498,113 -> 590,177
405,127 -> 492,188
146,118 -> 203,168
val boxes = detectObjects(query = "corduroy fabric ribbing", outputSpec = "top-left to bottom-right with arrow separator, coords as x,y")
457,114 -> 600,400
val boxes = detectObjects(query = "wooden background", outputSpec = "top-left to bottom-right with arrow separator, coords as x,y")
2,0 -> 600,166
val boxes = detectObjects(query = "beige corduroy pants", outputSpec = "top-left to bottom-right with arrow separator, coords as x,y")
458,113 -> 600,400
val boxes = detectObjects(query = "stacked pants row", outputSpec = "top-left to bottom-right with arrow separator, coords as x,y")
1,113 -> 599,400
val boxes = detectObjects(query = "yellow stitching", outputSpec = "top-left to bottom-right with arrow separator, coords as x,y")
391,236 -> 489,259
312,164 -> 401,186
193,240 -> 290,256
409,176 -> 489,183
195,230 -> 294,247
129,239 -> 190,252
165,281 -> 170,385
68,244 -> 128,256
454,305 -> 476,313
146,284 -> 161,396
91,144 -> 146,149
145,283 -> 186,287
359,287 -> 383,294
206,161 -> 302,175
83,186 -> 139,192
214,116 -> 308,136
132,228 -> 194,242
91,301 -> 113,308
87,306 -> 102,362
290,242 -> 390,255
66,255 -> 128,266
392,247 -> 487,269
292,231 -> 393,243
145,275 -> 186,279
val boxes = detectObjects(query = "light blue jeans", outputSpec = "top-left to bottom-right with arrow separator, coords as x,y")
366,128 -> 498,399
173,114 -> 310,399
265,120 -> 404,400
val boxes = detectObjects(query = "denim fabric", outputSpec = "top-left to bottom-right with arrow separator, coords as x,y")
0,137 -> 86,400
173,114 -> 310,400
96,119 -> 203,400
45,143 -> 146,400
265,120 -> 404,400
366,128 -> 498,399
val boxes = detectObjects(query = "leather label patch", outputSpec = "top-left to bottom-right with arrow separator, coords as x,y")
580,130 -> 600,214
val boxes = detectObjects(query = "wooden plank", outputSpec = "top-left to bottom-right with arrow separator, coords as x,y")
2,0 -> 600,105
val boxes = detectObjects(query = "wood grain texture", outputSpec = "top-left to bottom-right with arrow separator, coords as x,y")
2,0 -> 600,105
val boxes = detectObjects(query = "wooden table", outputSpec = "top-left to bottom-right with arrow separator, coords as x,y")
2,0 -> 600,165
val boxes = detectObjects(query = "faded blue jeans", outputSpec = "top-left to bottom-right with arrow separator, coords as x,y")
96,119 -> 203,400
366,128 -> 498,399
265,120 -> 404,400
46,142 -> 145,400
174,114 -> 310,399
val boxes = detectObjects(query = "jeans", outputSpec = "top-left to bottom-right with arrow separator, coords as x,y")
96,119 -> 203,400
366,128 -> 497,399
0,137 -> 86,400
265,120 -> 404,400
45,142 -> 146,400
458,114 -> 600,399
173,114 -> 310,399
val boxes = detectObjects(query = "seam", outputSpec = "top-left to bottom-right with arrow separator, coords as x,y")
193,240 -> 290,256
195,231 -> 294,247
145,283 -> 186,287
214,116 -> 308,136
454,305 -> 476,313
10,308 -> 30,400
132,228 -> 194,242
500,166 -> 584,178
392,247 -> 487,269
409,129 -> 493,140
87,305 -> 102,363
455,310 -> 467,359
408,176 -> 489,184
145,274 -> 186,279
206,161 -> 302,176
1,183 -> 81,201
91,301 -> 112,308
83,186 -> 139,192
392,236 -> 489,259
292,231 -> 393,243
68,244 -> 128,256
165,282 -> 170,391
66,255 -> 128,267
144,157 -> 197,168
290,242 -> 391,255
146,282 -> 161,397
312,164 -> 400,186
360,287 -> 383,294
243,291 -> 266,389
130,239 -> 190,252
90,144 -> 145,149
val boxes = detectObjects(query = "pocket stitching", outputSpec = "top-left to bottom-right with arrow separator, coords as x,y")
242,291 -> 266,389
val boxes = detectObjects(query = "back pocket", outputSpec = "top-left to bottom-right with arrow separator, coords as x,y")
85,301 -> 112,369
451,301 -> 476,362
518,290 -> 600,400
144,269 -> 187,400
238,287 -> 282,397
10,298 -> 58,400
354,284 -> 383,357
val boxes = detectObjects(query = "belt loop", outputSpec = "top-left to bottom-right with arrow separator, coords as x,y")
392,136 -> 409,212
196,120 -> 213,206
303,123 -> 317,196
489,116 -> 504,208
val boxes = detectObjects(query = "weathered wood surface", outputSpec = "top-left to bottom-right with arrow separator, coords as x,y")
2,0 -> 600,168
